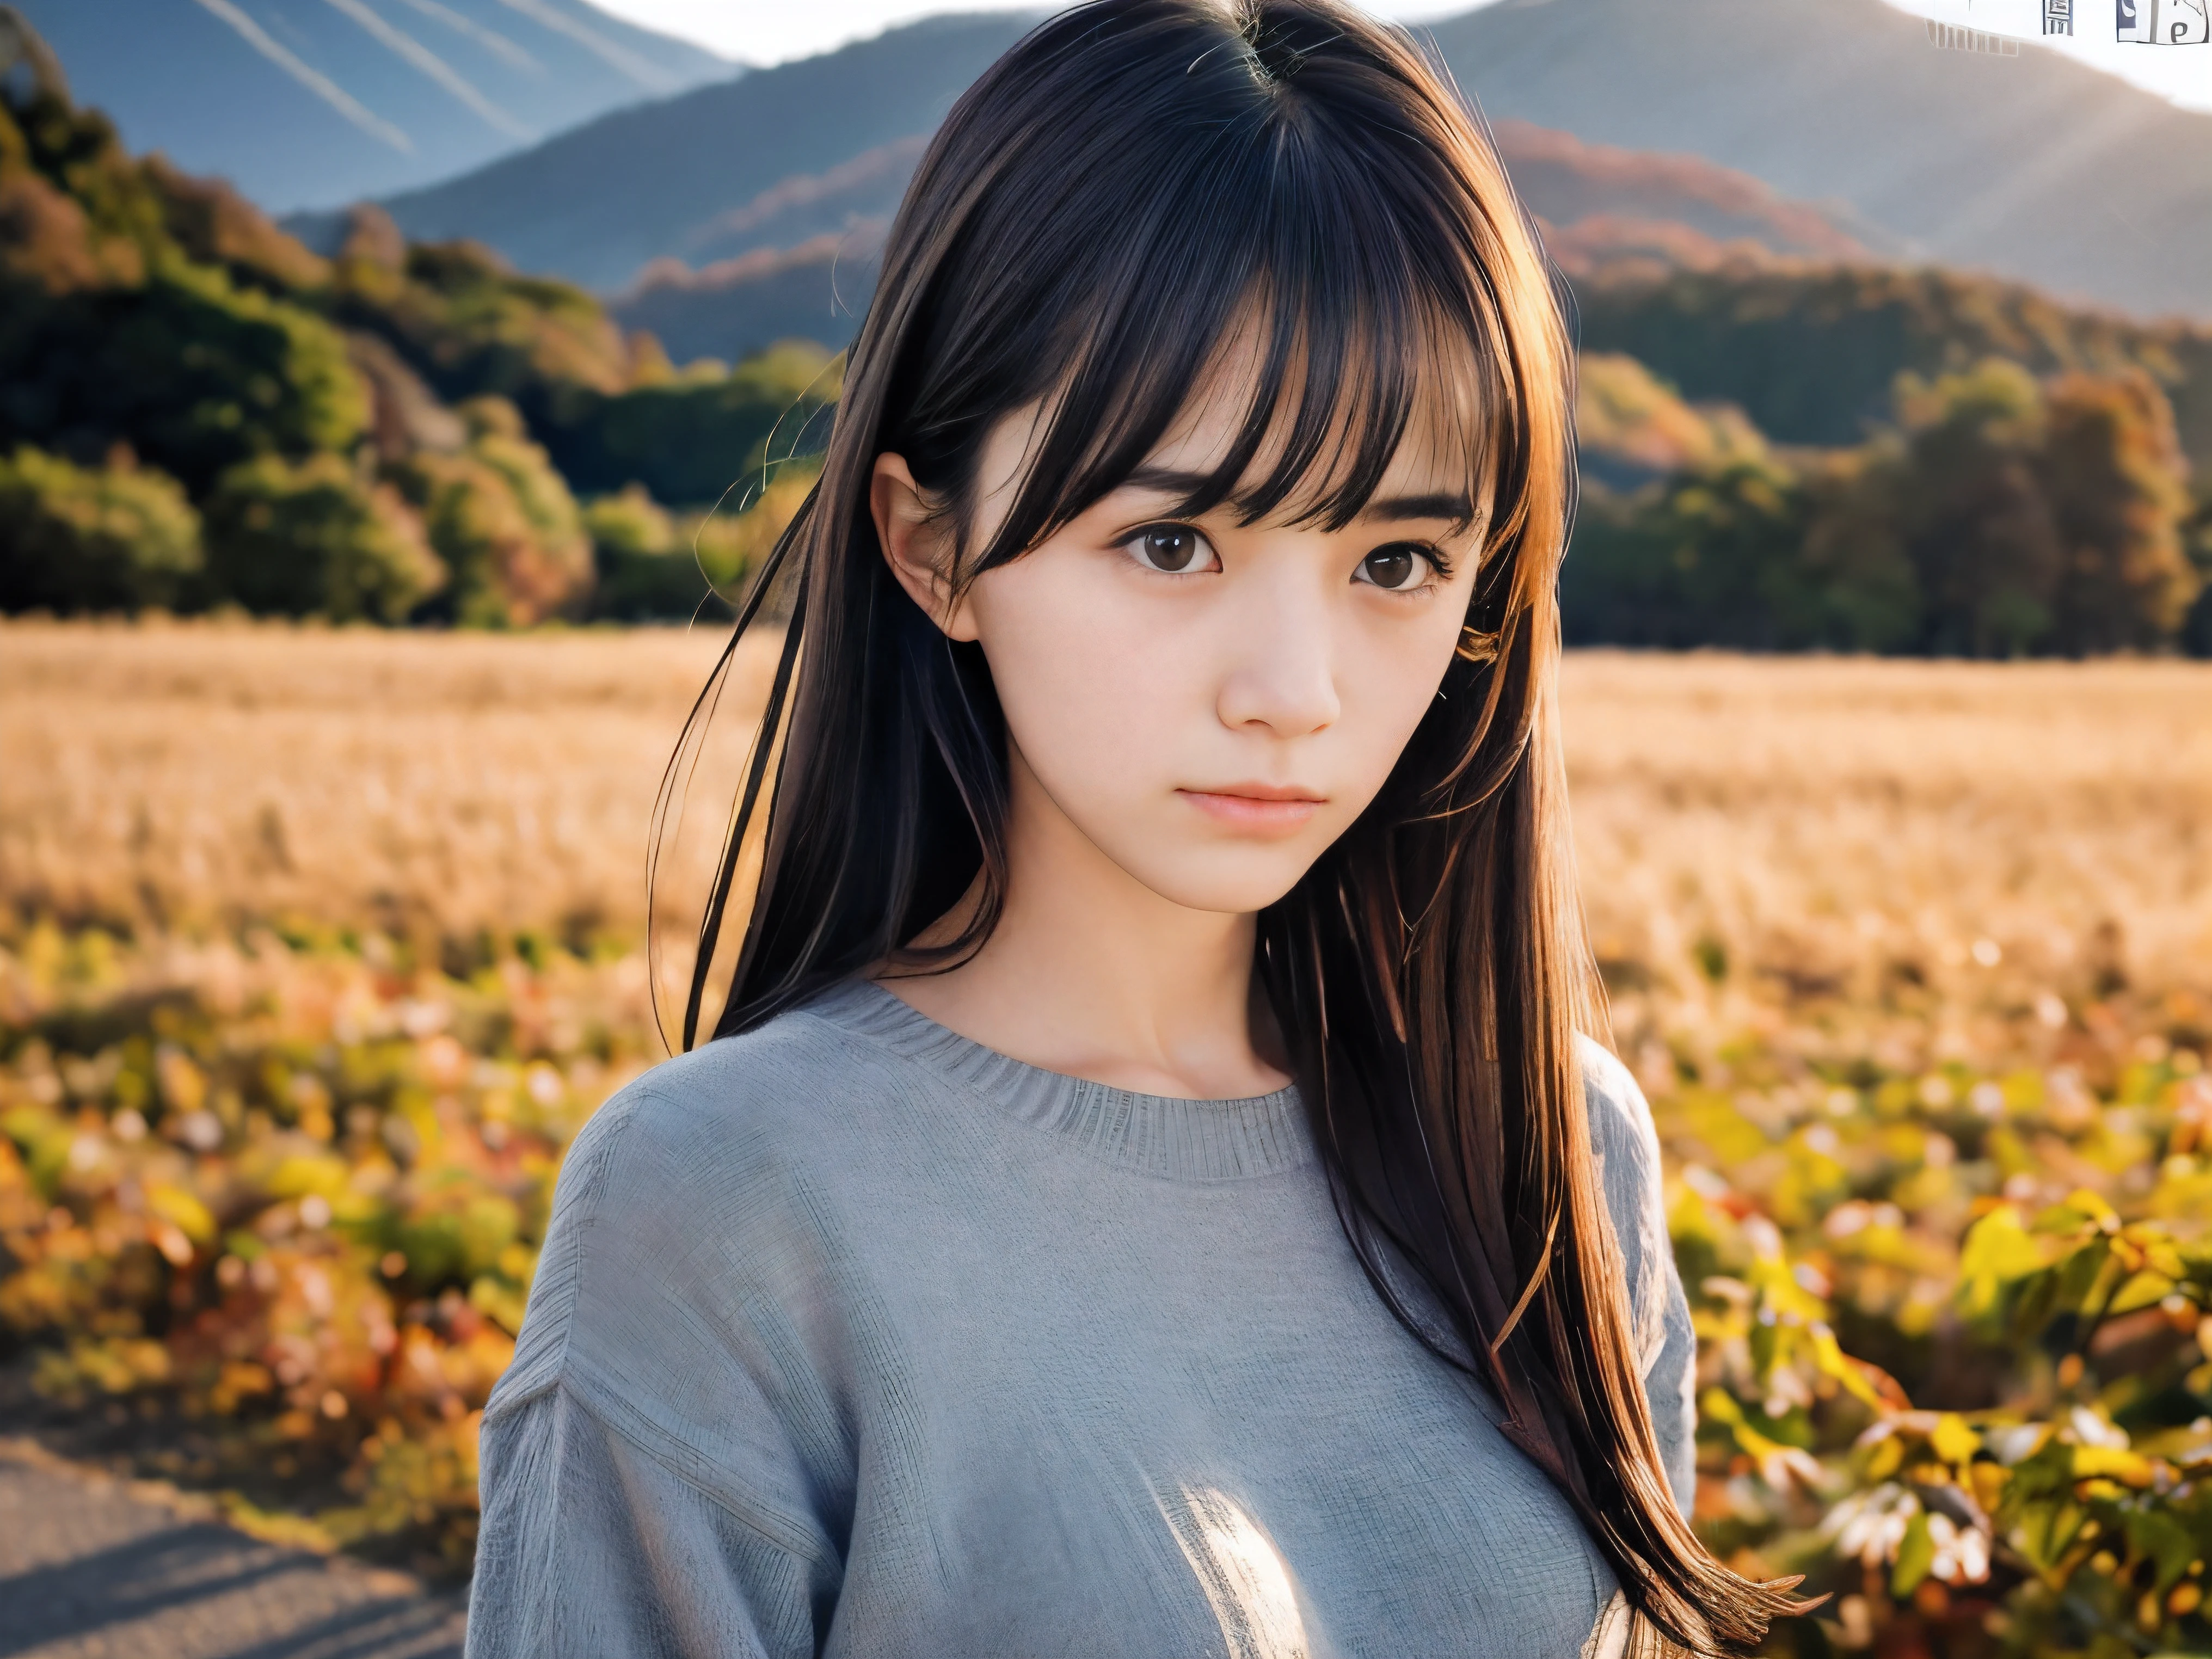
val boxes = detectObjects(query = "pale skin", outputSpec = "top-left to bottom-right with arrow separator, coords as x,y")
870,371 -> 1486,1101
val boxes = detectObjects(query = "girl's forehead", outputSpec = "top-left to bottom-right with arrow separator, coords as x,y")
1137,325 -> 1489,520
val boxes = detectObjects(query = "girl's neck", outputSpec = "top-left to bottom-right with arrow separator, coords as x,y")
874,748 -> 1292,1101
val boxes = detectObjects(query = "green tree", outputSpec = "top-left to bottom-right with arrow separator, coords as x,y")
2038,371 -> 2199,655
388,405 -> 592,628
1565,456 -> 1915,652
331,231 -> 637,411
1565,459 -> 1810,648
0,262 -> 371,493
2183,483 -> 2212,658
583,484 -> 710,621
1790,451 -> 1922,653
0,79 -> 367,491
0,444 -> 201,613
541,341 -> 841,505
202,453 -> 446,623
457,397 -> 588,558
1876,361 -> 2063,658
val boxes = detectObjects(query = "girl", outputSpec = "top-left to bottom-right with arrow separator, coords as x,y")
466,2 -> 1803,1654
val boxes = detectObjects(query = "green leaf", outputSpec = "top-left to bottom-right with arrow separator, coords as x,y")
2125,1510 -> 2200,1597
1892,1509 -> 1935,1596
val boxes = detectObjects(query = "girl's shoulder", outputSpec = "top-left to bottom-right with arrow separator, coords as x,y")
1575,1034 -> 1678,1367
1577,1034 -> 1662,1178
561,980 -> 917,1189
488,987 -> 911,1429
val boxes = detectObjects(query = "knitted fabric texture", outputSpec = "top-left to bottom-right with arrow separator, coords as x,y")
465,980 -> 1697,1658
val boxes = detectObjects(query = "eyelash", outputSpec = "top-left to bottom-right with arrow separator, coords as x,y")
1119,524 -> 1453,595
1121,523 -> 1219,576
1357,541 -> 1453,595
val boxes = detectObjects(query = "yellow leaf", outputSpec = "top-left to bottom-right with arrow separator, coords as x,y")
155,1048 -> 206,1116
2046,1189 -> 2117,1234
1808,1325 -> 1891,1411
145,1182 -> 216,1245
1957,1206 -> 2044,1313
1931,1414 -> 1980,1466
1970,1460 -> 2009,1510
265,1153 -> 351,1200
2072,1446 -> 2155,1487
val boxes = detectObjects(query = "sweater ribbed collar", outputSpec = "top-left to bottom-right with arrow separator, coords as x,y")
806,979 -> 1314,1182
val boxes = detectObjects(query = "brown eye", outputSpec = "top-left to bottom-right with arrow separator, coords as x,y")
1357,544 -> 1430,591
1130,526 -> 1210,573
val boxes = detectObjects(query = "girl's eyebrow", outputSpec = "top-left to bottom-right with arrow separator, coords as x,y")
1119,465 -> 1473,526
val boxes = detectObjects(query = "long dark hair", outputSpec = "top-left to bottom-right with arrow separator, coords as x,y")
658,2 -> 1803,1649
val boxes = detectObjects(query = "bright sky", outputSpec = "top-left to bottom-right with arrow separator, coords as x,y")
589,0 -> 2210,109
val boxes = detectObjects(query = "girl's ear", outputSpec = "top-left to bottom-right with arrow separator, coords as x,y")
871,452 -> 979,641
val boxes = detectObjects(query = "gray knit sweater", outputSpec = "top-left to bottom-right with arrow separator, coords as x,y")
465,979 -> 1696,1659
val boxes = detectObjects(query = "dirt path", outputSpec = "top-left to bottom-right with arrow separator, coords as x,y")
0,1440 -> 465,1659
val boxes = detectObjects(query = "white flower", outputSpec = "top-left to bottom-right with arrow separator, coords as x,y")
1826,1483 -> 1917,1568
2067,1405 -> 2128,1450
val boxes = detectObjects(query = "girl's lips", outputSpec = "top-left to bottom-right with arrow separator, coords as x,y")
1176,787 -> 1326,833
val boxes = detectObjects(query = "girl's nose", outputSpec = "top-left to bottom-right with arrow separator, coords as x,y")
1214,568 -> 1342,739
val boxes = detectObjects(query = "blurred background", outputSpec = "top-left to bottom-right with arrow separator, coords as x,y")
1,1 -> 2209,1655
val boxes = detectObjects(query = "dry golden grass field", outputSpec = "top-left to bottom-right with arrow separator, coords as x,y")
4,620 -> 2207,1048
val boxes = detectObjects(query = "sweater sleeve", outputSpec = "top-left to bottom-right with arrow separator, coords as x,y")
1581,1039 -> 1699,1517
465,1080 -> 849,1659
467,1385 -> 823,1658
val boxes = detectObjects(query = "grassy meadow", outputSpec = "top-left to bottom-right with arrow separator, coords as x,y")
4,620 -> 2212,1657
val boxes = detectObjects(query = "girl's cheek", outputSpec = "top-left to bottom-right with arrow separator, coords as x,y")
996,593 -> 1207,786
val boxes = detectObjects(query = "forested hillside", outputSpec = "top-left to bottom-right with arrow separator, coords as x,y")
1578,264 -> 2212,462
0,42 -> 825,628
1565,264 -> 2212,658
1569,355 -> 2212,658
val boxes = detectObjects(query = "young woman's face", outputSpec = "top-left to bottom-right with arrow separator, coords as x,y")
883,374 -> 1488,918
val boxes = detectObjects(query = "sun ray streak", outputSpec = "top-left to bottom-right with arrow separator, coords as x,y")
319,0 -> 534,140
184,0 -> 413,153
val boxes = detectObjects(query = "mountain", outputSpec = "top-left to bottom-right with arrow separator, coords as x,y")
1423,0 -> 2212,321
616,238 -> 887,371
328,14 -> 1031,291
7,0 -> 732,213
333,0 -> 2212,331
603,118 -> 1887,368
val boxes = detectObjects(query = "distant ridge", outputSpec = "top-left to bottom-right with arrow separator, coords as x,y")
616,238 -> 887,369
1423,0 -> 2212,321
1494,119 -> 1892,267
10,0 -> 732,212
340,14 -> 1035,291
604,120 -> 1884,367
329,0 -> 2211,332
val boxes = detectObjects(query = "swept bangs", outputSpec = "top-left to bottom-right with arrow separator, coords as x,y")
881,9 -> 1532,578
